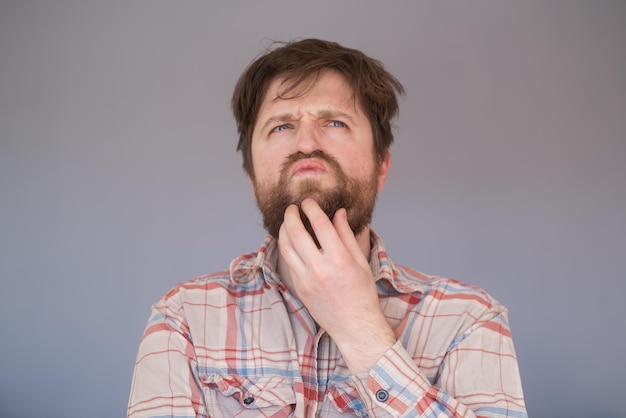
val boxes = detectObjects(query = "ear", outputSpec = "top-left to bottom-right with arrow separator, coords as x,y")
377,149 -> 391,192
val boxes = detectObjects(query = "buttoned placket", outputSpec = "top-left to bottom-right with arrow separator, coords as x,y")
263,244 -> 351,418
314,332 -> 332,416
276,278 -> 335,418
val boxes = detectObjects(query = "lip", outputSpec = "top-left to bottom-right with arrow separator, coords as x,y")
290,159 -> 327,177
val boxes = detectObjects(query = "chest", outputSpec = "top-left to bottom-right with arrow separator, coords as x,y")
185,287 -> 376,417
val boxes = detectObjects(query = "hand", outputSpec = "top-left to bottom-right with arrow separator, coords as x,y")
278,198 -> 396,373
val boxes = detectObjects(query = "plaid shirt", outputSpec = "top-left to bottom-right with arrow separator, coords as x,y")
128,230 -> 526,417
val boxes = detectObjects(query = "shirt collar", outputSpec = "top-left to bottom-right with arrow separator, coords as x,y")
229,228 -> 426,294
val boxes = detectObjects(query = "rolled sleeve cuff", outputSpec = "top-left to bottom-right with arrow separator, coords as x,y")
350,340 -> 433,415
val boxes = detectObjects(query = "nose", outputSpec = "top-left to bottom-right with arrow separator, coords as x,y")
294,122 -> 323,154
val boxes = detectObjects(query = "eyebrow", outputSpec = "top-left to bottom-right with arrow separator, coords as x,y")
259,109 -> 357,134
259,113 -> 299,134
317,109 -> 356,125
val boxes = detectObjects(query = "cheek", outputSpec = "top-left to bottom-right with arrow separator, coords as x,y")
251,152 -> 284,184
347,151 -> 376,176
250,144 -> 266,174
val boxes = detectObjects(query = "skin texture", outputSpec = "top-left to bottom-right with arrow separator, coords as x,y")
250,70 -> 396,374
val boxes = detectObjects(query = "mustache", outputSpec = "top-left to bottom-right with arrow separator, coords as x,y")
279,150 -> 342,174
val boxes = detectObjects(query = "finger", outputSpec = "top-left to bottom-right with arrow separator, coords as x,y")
278,209 -> 306,272
332,208 -> 370,268
299,198 -> 343,252
282,203 -> 319,259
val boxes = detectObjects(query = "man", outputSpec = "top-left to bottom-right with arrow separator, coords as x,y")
128,39 -> 526,417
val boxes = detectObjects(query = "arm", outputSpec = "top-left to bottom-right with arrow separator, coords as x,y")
278,200 -> 396,374
349,311 -> 526,417
127,289 -> 205,418
279,199 -> 526,417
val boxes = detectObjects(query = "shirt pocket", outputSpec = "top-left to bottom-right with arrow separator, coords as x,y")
200,373 -> 296,418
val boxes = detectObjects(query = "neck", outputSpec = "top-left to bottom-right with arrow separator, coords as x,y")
277,226 -> 372,299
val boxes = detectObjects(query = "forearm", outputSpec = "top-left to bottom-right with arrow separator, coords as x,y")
350,340 -> 526,418
347,341 -> 474,417
331,312 -> 397,375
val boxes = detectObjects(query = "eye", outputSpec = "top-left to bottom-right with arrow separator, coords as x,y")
328,120 -> 347,128
271,124 -> 291,133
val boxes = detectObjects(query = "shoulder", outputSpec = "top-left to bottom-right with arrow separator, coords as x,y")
393,264 -> 505,315
158,241 -> 272,303
149,269 -> 233,316
162,269 -> 232,297
389,267 -> 512,356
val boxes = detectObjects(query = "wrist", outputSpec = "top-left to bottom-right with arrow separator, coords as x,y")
333,322 -> 396,374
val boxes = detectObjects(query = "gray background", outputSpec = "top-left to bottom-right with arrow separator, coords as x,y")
1,1 -> 625,417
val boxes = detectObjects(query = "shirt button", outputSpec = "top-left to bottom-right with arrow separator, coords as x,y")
243,396 -> 255,405
375,389 -> 389,402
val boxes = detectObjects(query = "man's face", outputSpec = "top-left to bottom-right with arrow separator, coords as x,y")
250,70 -> 390,239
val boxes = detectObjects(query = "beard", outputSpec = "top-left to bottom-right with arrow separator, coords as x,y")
253,150 -> 380,247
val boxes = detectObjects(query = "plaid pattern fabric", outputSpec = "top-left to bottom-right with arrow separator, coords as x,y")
128,230 -> 526,417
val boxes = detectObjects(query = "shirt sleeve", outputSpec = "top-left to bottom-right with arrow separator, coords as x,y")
127,289 -> 206,418
349,308 -> 527,418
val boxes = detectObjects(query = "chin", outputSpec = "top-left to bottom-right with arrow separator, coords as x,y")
288,181 -> 335,203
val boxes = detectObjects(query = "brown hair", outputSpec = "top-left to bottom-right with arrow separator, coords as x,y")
231,38 -> 405,177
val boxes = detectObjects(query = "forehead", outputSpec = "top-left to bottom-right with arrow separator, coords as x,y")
259,70 -> 362,116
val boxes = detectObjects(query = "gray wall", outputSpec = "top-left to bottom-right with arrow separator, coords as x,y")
1,1 -> 624,417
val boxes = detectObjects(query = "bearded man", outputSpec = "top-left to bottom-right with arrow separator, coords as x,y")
128,39 -> 527,418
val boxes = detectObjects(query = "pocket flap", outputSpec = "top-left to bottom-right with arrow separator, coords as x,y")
201,374 -> 296,408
